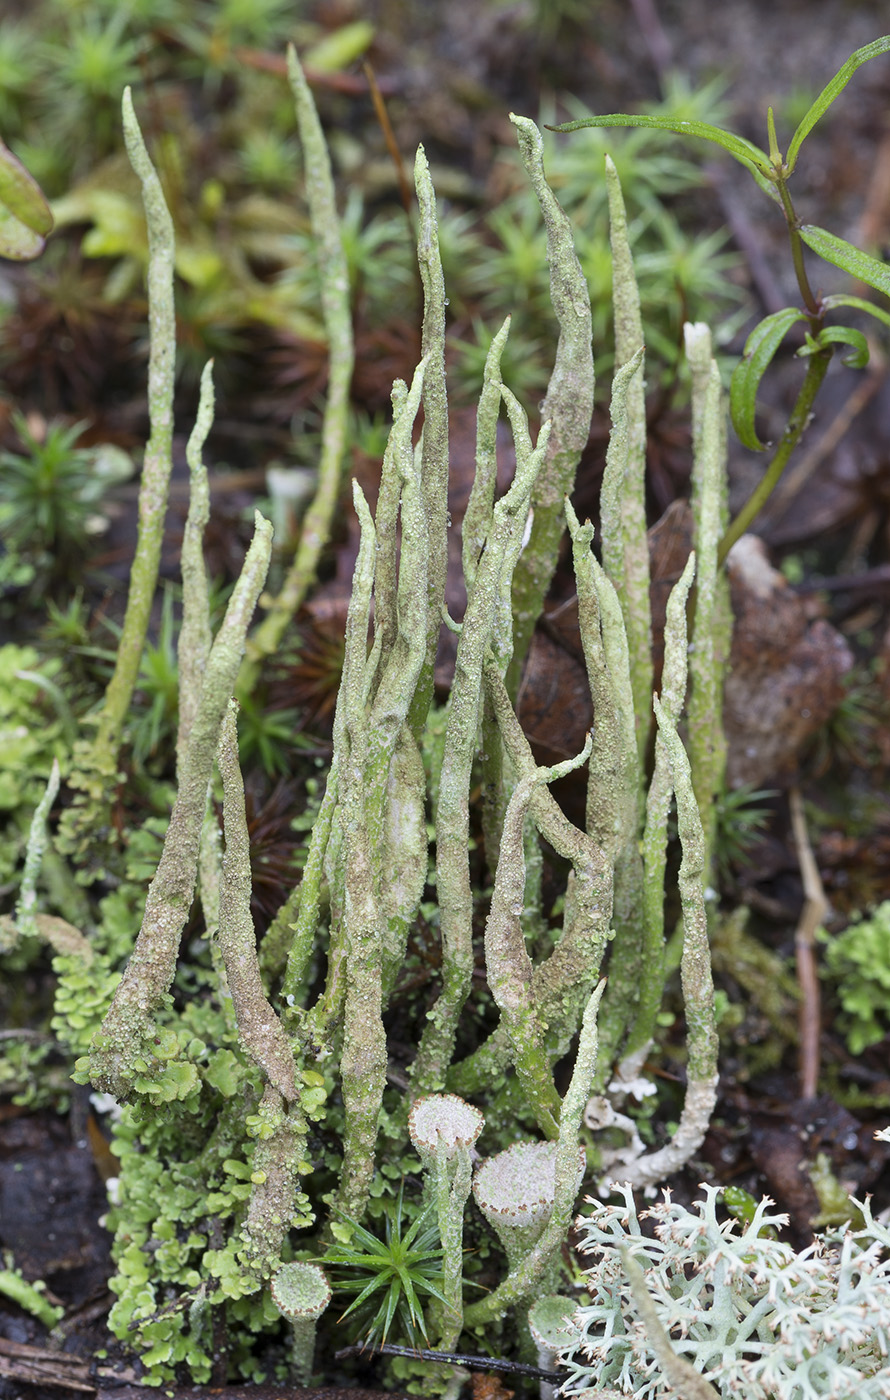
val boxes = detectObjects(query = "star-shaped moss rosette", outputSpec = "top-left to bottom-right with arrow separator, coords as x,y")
270,1261 -> 331,1385
408,1093 -> 484,1346
321,1188 -> 448,1348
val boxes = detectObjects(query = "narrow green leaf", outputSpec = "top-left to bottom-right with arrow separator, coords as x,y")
0,206 -> 44,260
822,292 -> 890,330
799,223 -> 890,299
547,112 -> 772,177
0,139 -> 53,236
787,37 -> 890,171
729,307 -> 808,450
822,292 -> 890,332
0,140 -> 53,259
798,324 -> 869,369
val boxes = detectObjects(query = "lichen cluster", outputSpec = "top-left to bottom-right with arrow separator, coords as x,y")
2,42 -> 731,1390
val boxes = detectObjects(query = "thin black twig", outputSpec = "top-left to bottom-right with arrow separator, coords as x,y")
334,1342 -> 563,1382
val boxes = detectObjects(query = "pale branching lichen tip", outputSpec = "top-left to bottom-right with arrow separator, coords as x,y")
408,1093 -> 485,1157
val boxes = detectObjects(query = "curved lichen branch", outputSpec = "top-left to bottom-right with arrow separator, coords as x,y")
0,760 -> 93,963
89,514 -> 273,1099
464,980 -> 605,1325
448,661 -> 611,1097
217,702 -> 299,1103
407,144 -> 449,739
484,734 -> 593,1140
623,551 -> 696,1069
603,156 -> 651,754
617,696 -> 719,1191
178,359 -> 215,769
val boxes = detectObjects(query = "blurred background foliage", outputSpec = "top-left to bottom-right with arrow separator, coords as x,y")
0,0 -> 748,465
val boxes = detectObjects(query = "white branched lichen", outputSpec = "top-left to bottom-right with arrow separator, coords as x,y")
558,1182 -> 890,1400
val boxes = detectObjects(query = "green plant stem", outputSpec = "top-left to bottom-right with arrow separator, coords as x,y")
241,46 -> 353,686
776,175 -> 820,317
719,346 -> 831,564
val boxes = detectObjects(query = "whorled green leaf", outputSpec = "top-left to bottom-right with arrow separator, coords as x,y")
798,324 -> 869,369
729,307 -> 808,450
822,292 -> 890,331
547,112 -> 771,179
786,37 -> 890,172
799,223 -> 890,300
0,139 -> 53,259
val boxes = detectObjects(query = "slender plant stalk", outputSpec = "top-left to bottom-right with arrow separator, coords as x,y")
329,483 -> 388,1220
566,498 -> 644,1084
178,360 -> 215,767
241,46 -> 354,684
686,336 -> 731,872
483,735 -> 593,1140
718,348 -> 831,563
448,661 -> 611,1095
217,701 -> 299,1103
623,552 -> 695,1068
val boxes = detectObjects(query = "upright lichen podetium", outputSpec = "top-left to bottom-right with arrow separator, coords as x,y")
88,515 -> 273,1100
506,116 -> 594,698
61,88 -> 175,848
601,155 -> 652,765
241,46 -> 354,689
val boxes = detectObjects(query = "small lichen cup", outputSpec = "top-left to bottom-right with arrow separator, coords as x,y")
473,1140 -> 585,1279
528,1293 -> 576,1400
408,1092 -> 485,1349
270,1260 -> 331,1385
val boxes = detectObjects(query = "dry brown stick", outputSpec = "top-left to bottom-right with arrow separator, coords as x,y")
789,786 -> 828,1101
363,59 -> 413,219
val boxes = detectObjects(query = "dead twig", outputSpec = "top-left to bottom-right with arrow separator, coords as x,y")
789,786 -> 828,1101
